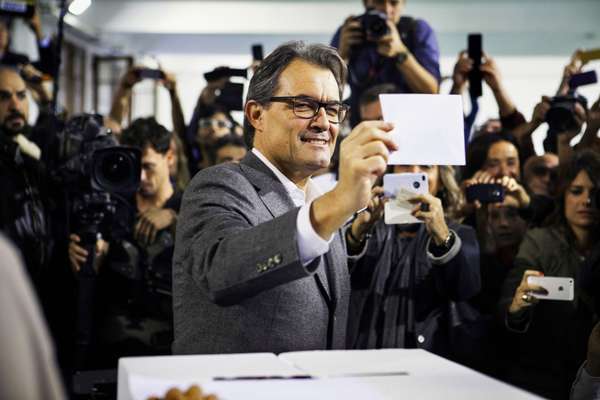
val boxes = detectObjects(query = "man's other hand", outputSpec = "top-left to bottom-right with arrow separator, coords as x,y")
135,208 -> 177,246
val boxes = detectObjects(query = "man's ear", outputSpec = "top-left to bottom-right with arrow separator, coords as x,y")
245,100 -> 264,132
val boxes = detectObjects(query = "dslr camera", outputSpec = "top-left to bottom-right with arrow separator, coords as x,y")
356,8 -> 389,40
546,70 -> 597,133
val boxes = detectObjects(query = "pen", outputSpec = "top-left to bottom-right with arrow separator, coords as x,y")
213,375 -> 313,381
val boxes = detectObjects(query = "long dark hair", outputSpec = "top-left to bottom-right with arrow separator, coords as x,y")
546,150 -> 600,245
463,131 -> 521,180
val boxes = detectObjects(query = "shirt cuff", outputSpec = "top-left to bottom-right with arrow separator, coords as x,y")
426,229 -> 462,265
297,202 -> 331,266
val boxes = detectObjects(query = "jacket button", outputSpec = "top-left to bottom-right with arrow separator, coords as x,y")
417,335 -> 425,344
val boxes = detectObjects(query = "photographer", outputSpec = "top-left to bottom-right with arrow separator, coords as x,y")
331,0 -> 440,126
347,86 -> 481,366
499,150 -> 600,400
68,117 -> 182,367
0,66 -> 50,288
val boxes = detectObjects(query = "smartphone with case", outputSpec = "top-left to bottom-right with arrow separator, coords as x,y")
527,276 -> 574,301
383,173 -> 428,225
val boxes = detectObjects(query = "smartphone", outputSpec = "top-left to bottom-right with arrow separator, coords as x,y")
527,276 -> 574,301
252,44 -> 264,62
580,48 -> 600,64
0,0 -> 35,18
383,173 -> 428,225
569,70 -> 598,90
467,33 -> 483,98
465,183 -> 505,204
136,68 -> 165,80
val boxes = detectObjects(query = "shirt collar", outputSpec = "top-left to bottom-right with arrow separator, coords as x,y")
251,148 -> 322,205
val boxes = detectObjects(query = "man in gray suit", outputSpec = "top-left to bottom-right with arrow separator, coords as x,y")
173,41 -> 397,354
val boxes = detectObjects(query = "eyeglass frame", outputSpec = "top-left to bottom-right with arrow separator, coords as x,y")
268,96 -> 350,124
198,118 -> 233,130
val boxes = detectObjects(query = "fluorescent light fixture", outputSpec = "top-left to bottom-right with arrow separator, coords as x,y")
68,0 -> 91,16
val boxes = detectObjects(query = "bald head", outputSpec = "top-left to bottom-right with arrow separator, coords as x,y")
0,67 -> 28,136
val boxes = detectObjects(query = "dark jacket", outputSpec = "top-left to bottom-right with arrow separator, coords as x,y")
347,221 -> 480,360
499,226 -> 599,400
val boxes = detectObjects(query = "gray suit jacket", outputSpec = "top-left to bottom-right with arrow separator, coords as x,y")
172,152 -> 350,354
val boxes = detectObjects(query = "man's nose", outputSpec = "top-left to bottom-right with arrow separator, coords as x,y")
310,107 -> 330,132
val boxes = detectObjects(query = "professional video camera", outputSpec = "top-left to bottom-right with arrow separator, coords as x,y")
546,70 -> 597,134
53,114 -> 140,275
52,114 -> 140,368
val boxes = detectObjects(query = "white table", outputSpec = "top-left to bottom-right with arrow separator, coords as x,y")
118,349 -> 543,400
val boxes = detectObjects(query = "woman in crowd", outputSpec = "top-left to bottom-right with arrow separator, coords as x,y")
499,150 -> 600,400
346,164 -> 481,362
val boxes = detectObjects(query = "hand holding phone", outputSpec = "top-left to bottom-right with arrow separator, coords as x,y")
383,173 -> 428,225
465,183 -> 505,204
527,276 -> 574,301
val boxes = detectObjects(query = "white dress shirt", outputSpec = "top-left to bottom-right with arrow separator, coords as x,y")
252,148 -> 331,265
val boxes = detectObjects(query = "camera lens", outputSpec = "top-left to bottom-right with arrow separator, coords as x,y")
413,181 -> 420,189
92,148 -> 141,193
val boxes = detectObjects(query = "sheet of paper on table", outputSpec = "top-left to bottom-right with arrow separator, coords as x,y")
379,94 -> 465,166
129,374 -> 385,400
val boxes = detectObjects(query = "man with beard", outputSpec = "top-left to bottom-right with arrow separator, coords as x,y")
0,66 -> 50,287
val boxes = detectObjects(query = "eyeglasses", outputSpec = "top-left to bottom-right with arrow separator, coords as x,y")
268,96 -> 349,124
532,165 -> 558,180
198,118 -> 233,130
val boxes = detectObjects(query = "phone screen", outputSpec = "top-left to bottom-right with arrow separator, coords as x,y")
468,33 -> 482,98
252,44 -> 264,61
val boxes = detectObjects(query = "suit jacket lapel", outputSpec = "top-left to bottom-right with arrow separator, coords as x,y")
240,152 -> 296,218
239,151 -> 333,302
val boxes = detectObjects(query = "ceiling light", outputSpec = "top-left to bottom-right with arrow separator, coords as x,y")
68,0 -> 91,16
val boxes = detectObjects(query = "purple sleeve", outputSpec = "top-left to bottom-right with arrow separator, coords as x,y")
331,26 -> 342,49
412,19 -> 441,82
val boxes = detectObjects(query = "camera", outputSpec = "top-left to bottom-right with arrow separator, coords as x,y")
546,70 -> 597,134
545,94 -> 588,134
54,114 -> 140,194
357,8 -> 389,40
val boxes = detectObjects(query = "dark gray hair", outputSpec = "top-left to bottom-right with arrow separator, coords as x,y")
243,41 -> 347,148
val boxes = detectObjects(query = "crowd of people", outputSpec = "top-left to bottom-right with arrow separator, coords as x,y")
0,1 -> 599,400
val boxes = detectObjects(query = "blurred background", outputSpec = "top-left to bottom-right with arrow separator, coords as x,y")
13,0 -> 600,150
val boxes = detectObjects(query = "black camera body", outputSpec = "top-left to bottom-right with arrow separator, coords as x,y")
358,9 -> 389,40
466,183 -> 505,204
546,94 -> 588,134
54,114 -> 141,194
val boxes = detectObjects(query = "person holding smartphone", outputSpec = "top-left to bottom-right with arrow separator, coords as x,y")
499,150 -> 600,400
346,86 -> 481,365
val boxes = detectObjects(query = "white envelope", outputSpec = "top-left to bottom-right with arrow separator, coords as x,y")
379,94 -> 466,166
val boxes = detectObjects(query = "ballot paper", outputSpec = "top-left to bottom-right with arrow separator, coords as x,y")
379,94 -> 465,166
